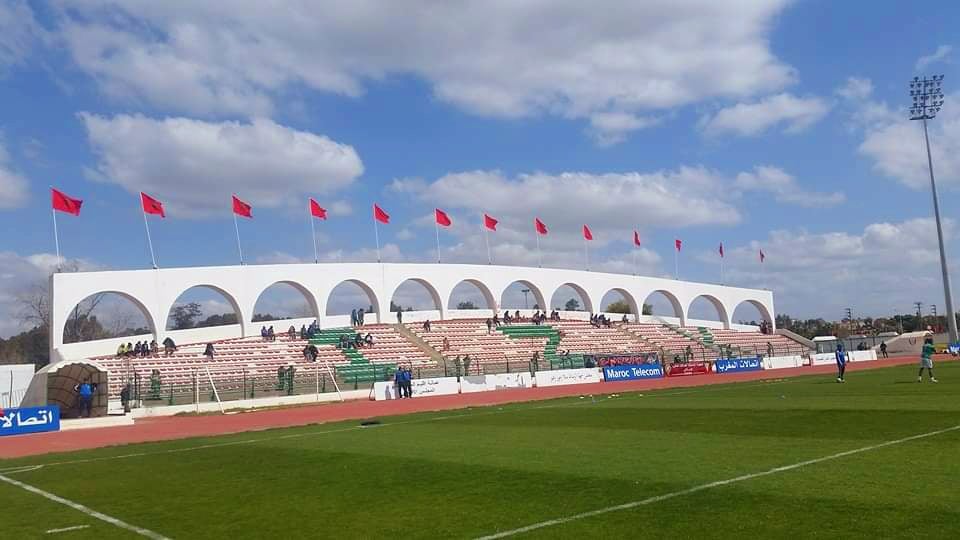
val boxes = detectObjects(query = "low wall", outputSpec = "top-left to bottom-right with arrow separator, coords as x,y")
133,389 -> 370,417
763,355 -> 803,370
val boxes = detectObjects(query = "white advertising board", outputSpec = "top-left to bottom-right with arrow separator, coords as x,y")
488,372 -> 534,389
372,376 -> 461,401
763,355 -> 803,370
534,368 -> 602,388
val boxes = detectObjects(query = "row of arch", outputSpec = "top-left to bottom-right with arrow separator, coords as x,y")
63,278 -> 772,343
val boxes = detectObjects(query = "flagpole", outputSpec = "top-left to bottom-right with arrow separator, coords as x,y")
373,212 -> 381,263
535,231 -> 542,268
51,207 -> 62,272
483,216 -> 492,265
632,248 -> 637,276
584,237 -> 589,271
310,212 -> 319,264
233,212 -> 244,265
435,220 -> 441,263
142,205 -> 158,269
674,246 -> 679,280
720,256 -> 724,285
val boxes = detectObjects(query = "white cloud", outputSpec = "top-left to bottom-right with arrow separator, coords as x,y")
587,112 -> 659,146
328,200 -> 353,216
395,228 -> 415,241
735,166 -> 845,207
0,142 -> 30,208
55,0 -> 795,141
835,77 -> 873,101
916,45 -> 952,72
80,113 -> 364,217
722,218 -> 955,319
701,93 -> 830,137
0,0 -> 39,71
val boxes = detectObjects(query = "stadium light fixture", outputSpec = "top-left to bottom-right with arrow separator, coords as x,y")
909,75 -> 957,343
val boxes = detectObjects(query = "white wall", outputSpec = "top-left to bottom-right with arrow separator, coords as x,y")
51,262 -> 775,360
0,364 -> 36,408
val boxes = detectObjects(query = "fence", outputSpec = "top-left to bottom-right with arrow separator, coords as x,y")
0,389 -> 26,409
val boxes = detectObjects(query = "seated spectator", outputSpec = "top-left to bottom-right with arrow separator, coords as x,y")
354,333 -> 363,348
365,333 -> 374,346
503,311 -> 511,324
203,343 -> 215,359
260,326 -> 268,341
133,341 -> 143,357
116,343 -> 127,357
514,310 -> 520,321
288,325 -> 297,339
162,337 -> 176,357
303,344 -> 318,362
149,339 -> 159,357
621,314 -> 628,323
492,313 -> 501,327
267,326 -> 276,341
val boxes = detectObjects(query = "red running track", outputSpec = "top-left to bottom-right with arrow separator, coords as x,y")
0,355 -> 937,459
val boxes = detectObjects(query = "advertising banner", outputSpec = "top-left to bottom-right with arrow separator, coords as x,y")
0,406 -> 60,436
602,364 -> 664,381
667,362 -> 710,376
586,352 -> 660,367
535,368 -> 602,387
715,357 -> 763,374
372,377 -> 460,400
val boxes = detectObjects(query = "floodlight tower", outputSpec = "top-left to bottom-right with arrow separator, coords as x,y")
910,75 -> 957,343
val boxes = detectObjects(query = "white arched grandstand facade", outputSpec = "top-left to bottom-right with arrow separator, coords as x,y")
50,263 -> 774,361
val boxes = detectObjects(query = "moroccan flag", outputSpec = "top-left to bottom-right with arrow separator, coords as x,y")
483,213 -> 498,231
373,203 -> 390,224
140,192 -> 165,217
675,239 -> 682,251
232,195 -> 252,218
310,198 -> 327,219
633,230 -> 641,247
760,249 -> 766,263
435,208 -> 452,227
582,225 -> 593,241
719,242 -> 724,258
51,188 -> 82,216
535,218 -> 548,235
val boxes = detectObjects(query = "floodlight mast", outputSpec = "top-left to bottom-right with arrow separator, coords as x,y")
909,75 -> 957,343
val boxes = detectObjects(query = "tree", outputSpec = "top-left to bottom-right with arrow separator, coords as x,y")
196,313 -> 239,327
605,300 -> 631,314
390,300 -> 404,312
642,303 -> 653,315
457,301 -> 477,310
564,298 -> 580,311
169,302 -> 202,330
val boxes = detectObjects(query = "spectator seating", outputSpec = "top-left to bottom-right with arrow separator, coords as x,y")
407,319 -> 548,368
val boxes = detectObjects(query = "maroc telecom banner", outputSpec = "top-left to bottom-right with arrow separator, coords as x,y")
603,364 -> 664,382
667,362 -> 710,376
0,406 -> 60,436
715,357 -> 763,374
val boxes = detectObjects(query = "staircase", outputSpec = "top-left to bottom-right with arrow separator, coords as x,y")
498,325 -> 560,366
662,322 -> 721,354
310,328 -> 395,383
394,323 -> 446,364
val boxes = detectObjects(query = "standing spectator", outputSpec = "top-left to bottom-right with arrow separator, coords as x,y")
442,336 -> 450,352
74,378 -> 97,418
423,319 -> 431,332
918,337 -> 938,383
120,384 -> 131,414
394,366 -> 404,399
300,325 -> 308,339
493,313 -> 501,327
162,337 -> 176,357
358,309 -> 365,327
880,341 -> 888,358
288,325 -> 297,339
486,318 -> 493,334
835,343 -> 847,383
149,369 -> 162,399
515,310 -> 520,321
204,342 -> 215,360
351,308 -> 358,327
396,310 -> 403,324
402,365 -> 413,398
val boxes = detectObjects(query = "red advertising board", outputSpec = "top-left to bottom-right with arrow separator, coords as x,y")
667,362 -> 710,376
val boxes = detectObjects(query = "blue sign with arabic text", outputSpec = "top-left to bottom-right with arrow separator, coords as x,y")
602,364 -> 664,381
714,357 -> 763,374
0,406 -> 60,436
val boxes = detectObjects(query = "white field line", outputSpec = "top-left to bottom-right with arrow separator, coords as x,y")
46,525 -> 91,534
0,473 -> 170,539
0,378 -> 795,475
475,423 -> 960,539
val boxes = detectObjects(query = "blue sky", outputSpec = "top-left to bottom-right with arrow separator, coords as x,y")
1,0 -> 960,336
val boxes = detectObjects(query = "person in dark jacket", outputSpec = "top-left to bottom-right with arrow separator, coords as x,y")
394,367 -> 405,399
162,336 -> 177,357
204,343 -> 215,359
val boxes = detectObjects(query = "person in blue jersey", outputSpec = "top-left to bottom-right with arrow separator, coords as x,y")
74,378 -> 97,417
835,343 -> 847,383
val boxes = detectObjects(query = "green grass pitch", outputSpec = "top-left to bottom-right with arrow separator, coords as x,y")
2,363 -> 959,539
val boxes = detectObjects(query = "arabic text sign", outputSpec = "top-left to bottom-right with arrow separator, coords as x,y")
602,364 -> 664,381
0,406 -> 60,436
715,357 -> 763,374
535,368 -> 602,388
667,362 -> 710,376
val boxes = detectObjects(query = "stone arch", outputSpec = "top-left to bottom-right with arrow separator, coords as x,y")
641,290 -> 685,322
732,299 -> 772,326
326,279 -> 380,322
251,280 -> 320,322
163,284 -> 244,334
60,291 -> 157,344
550,282 -> 594,313
499,280 -> 546,311
447,279 -> 497,311
600,288 -> 639,318
389,278 -> 444,316
687,294 -> 730,328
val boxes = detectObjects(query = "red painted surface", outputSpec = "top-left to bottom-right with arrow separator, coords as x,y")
0,355 -> 942,459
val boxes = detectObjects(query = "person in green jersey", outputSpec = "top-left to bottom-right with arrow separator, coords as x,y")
918,337 -> 938,383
